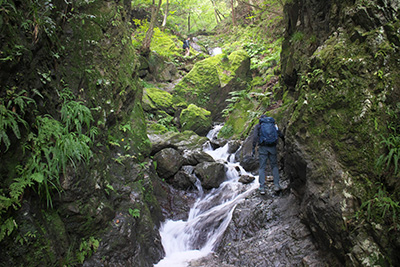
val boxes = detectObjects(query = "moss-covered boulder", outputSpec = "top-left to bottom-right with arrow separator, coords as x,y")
142,87 -> 176,115
173,49 -> 251,120
180,104 -> 212,136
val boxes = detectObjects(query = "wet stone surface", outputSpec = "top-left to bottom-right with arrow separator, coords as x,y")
189,181 -> 331,267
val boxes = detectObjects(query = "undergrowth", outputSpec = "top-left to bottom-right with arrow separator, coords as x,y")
0,87 -> 97,242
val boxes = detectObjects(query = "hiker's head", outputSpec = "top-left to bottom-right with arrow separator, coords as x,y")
260,115 -> 267,119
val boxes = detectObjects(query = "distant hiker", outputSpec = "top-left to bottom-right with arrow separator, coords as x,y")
252,115 -> 285,195
182,37 -> 190,56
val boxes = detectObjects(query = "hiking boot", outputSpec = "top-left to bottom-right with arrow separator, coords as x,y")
274,185 -> 282,192
260,188 -> 266,195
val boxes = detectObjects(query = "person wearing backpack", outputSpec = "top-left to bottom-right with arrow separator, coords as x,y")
252,115 -> 285,195
182,37 -> 190,56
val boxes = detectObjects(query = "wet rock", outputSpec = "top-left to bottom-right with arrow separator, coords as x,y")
83,210 -> 164,267
209,137 -> 228,149
154,147 -> 184,179
210,192 -> 338,266
240,155 -> 259,172
182,150 -> 215,165
171,166 -> 197,190
195,161 -> 227,189
238,174 -> 255,184
227,140 -> 241,154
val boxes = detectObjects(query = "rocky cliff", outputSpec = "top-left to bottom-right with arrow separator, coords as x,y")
0,1 -> 164,265
281,0 -> 400,265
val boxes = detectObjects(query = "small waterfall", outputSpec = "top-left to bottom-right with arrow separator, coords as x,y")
155,127 -> 258,267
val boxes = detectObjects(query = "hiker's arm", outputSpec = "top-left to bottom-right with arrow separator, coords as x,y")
252,124 -> 260,153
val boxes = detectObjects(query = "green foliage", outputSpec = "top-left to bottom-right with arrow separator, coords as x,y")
218,124 -> 234,139
377,134 -> 400,177
129,208 -> 140,218
0,101 -> 27,152
356,184 -> 400,231
0,88 -> 97,241
76,236 -> 100,263
376,103 -> 400,177
290,31 -> 304,43
222,90 -> 251,117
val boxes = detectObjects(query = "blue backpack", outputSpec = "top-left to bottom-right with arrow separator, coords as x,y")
259,117 -> 278,145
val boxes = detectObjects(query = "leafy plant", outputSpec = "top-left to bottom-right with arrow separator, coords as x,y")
76,236 -> 100,263
376,103 -> 400,177
376,133 -> 400,177
222,90 -> 251,117
0,90 -> 97,241
356,184 -> 400,231
129,208 -> 140,218
0,89 -> 37,151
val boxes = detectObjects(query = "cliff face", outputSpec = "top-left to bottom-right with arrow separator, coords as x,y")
281,0 -> 400,265
0,1 -> 164,265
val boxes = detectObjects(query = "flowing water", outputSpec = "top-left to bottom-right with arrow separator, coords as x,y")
155,126 -> 259,267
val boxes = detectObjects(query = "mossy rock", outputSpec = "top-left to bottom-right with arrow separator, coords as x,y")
180,104 -> 212,136
142,87 -> 175,114
173,49 -> 250,119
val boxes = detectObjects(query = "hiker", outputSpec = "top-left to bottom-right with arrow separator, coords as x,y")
252,115 -> 285,195
182,37 -> 190,56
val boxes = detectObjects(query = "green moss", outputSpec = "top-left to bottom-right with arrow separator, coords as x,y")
173,49 -> 250,109
142,87 -> 174,114
180,104 -> 212,135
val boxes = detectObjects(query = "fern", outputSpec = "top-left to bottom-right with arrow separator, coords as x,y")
376,133 -> 400,177
61,100 -> 93,133
0,101 -> 28,151
356,184 -> 400,230
1,87 -> 98,239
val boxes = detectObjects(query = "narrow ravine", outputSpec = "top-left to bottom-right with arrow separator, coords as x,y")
155,126 -> 258,266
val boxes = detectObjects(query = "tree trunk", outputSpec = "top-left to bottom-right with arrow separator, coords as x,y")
187,11 -> 191,32
231,0 -> 236,26
140,0 -> 162,56
161,0 -> 169,30
211,0 -> 219,24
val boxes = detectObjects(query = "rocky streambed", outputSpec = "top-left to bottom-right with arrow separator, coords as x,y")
151,127 -> 336,266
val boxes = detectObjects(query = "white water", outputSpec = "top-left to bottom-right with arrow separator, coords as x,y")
155,127 -> 258,267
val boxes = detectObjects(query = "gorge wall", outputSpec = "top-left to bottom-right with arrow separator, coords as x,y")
0,1 -> 164,265
280,0 -> 400,265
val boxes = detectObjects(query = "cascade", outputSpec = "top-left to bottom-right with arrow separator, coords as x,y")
155,126 -> 258,267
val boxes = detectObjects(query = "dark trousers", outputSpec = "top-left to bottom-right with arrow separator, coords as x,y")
258,145 -> 280,189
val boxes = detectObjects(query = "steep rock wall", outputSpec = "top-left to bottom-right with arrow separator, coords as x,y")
0,0 -> 164,265
281,0 -> 400,265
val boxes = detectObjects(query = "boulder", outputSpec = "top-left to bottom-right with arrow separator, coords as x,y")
142,87 -> 183,115
171,166 -> 197,190
195,161 -> 226,189
173,49 -> 250,121
182,150 -> 215,165
148,131 -> 208,155
153,148 -> 184,179
227,140 -> 241,154
180,104 -> 212,136
240,155 -> 259,172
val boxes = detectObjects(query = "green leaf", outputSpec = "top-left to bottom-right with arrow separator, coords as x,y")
31,172 -> 44,183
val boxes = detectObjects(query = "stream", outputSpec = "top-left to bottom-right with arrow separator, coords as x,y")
155,126 -> 259,266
